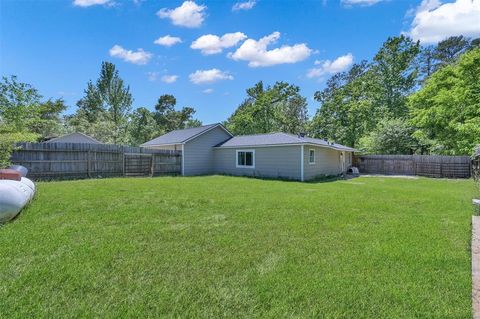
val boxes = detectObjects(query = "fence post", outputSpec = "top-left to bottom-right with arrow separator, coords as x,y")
150,154 -> 155,177
87,150 -> 91,178
122,153 -> 125,177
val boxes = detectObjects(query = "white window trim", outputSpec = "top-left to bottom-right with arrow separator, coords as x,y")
309,149 -> 315,165
236,149 -> 255,168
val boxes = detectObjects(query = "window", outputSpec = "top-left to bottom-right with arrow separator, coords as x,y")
236,150 -> 255,168
309,149 -> 315,164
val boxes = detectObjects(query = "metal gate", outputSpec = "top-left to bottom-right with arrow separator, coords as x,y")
124,153 -> 153,177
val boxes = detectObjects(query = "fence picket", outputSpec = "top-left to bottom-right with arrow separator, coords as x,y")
11,142 -> 182,180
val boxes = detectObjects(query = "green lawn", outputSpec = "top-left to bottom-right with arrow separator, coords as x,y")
0,176 -> 475,318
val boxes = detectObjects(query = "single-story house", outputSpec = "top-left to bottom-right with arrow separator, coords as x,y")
43,132 -> 101,144
141,123 -> 355,181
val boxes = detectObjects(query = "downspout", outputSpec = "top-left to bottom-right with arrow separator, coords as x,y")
181,143 -> 185,176
300,145 -> 304,182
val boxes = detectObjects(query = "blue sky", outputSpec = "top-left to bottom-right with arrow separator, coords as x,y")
1,0 -> 478,124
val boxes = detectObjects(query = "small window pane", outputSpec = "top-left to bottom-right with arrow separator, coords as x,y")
309,150 -> 315,163
238,152 -> 245,166
245,152 -> 253,166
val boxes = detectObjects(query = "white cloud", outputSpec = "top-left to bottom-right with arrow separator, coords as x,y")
147,72 -> 159,81
406,0 -> 480,44
191,32 -> 247,55
189,69 -> 233,84
109,45 -> 153,65
228,32 -> 311,67
154,35 -> 182,47
157,1 -> 206,28
307,53 -> 354,78
73,0 -> 111,7
161,75 -> 179,83
341,0 -> 384,6
232,0 -> 256,11
203,88 -> 214,94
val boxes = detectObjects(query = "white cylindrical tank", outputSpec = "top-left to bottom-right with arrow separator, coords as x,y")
0,166 -> 35,223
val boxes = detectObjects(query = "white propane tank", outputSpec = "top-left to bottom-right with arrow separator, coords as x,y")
0,166 -> 35,223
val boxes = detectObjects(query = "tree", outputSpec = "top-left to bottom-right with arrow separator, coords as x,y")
226,81 -> 308,135
357,118 -> 418,154
409,48 -> 480,155
0,75 -> 42,132
434,35 -> 470,67
310,61 -> 377,147
371,35 -> 420,119
74,62 -> 132,144
0,75 -> 65,138
154,94 -> 201,133
128,107 -> 158,146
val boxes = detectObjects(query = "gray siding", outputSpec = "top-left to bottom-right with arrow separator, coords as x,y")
213,146 -> 302,180
183,126 -> 231,176
303,146 -> 350,180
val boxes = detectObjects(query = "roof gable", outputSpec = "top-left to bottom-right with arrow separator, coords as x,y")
141,123 -> 232,147
44,132 -> 101,144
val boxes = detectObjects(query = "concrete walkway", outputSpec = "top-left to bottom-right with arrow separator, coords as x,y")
472,216 -> 480,319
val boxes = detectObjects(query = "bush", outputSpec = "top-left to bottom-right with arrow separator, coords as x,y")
0,131 -> 38,168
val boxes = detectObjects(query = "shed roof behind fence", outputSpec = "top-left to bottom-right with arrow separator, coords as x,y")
43,132 -> 101,144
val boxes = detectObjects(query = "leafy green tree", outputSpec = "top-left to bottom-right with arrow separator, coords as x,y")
0,75 -> 42,132
154,94 -> 201,132
357,118 -> 418,154
434,35 -> 470,67
0,75 -> 65,138
74,62 -> 132,144
128,107 -> 158,146
310,61 -> 377,147
0,129 -> 37,168
409,48 -> 480,155
371,35 -> 420,119
64,111 -> 116,144
226,81 -> 308,135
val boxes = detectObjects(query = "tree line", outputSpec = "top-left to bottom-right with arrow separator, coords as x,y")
1,34 -> 479,168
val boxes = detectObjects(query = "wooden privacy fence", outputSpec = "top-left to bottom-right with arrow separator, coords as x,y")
354,155 -> 472,178
11,142 -> 182,180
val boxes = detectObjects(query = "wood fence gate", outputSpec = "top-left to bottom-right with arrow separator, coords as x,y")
124,153 -> 153,177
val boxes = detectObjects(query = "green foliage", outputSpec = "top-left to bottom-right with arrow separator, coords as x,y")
226,81 -> 308,135
0,129 -> 38,168
0,76 -> 65,137
128,107 -> 158,146
357,118 -> 418,154
73,62 -> 133,144
310,61 -> 377,147
0,176 -> 473,317
409,48 -> 480,155
154,94 -> 201,133
371,35 -> 420,119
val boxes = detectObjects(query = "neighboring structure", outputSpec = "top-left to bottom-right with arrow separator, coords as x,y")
142,123 -> 355,181
43,132 -> 101,144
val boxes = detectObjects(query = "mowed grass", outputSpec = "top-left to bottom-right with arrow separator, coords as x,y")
0,176 -> 475,318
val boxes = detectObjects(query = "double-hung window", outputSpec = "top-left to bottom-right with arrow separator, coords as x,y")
236,150 -> 255,168
309,149 -> 315,164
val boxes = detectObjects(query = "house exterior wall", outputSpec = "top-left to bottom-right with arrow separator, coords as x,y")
213,145 -> 302,180
303,146 -> 351,180
183,126 -> 232,176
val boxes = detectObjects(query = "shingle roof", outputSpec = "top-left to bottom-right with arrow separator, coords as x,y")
141,123 -> 231,147
215,132 -> 355,151
44,132 -> 101,144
